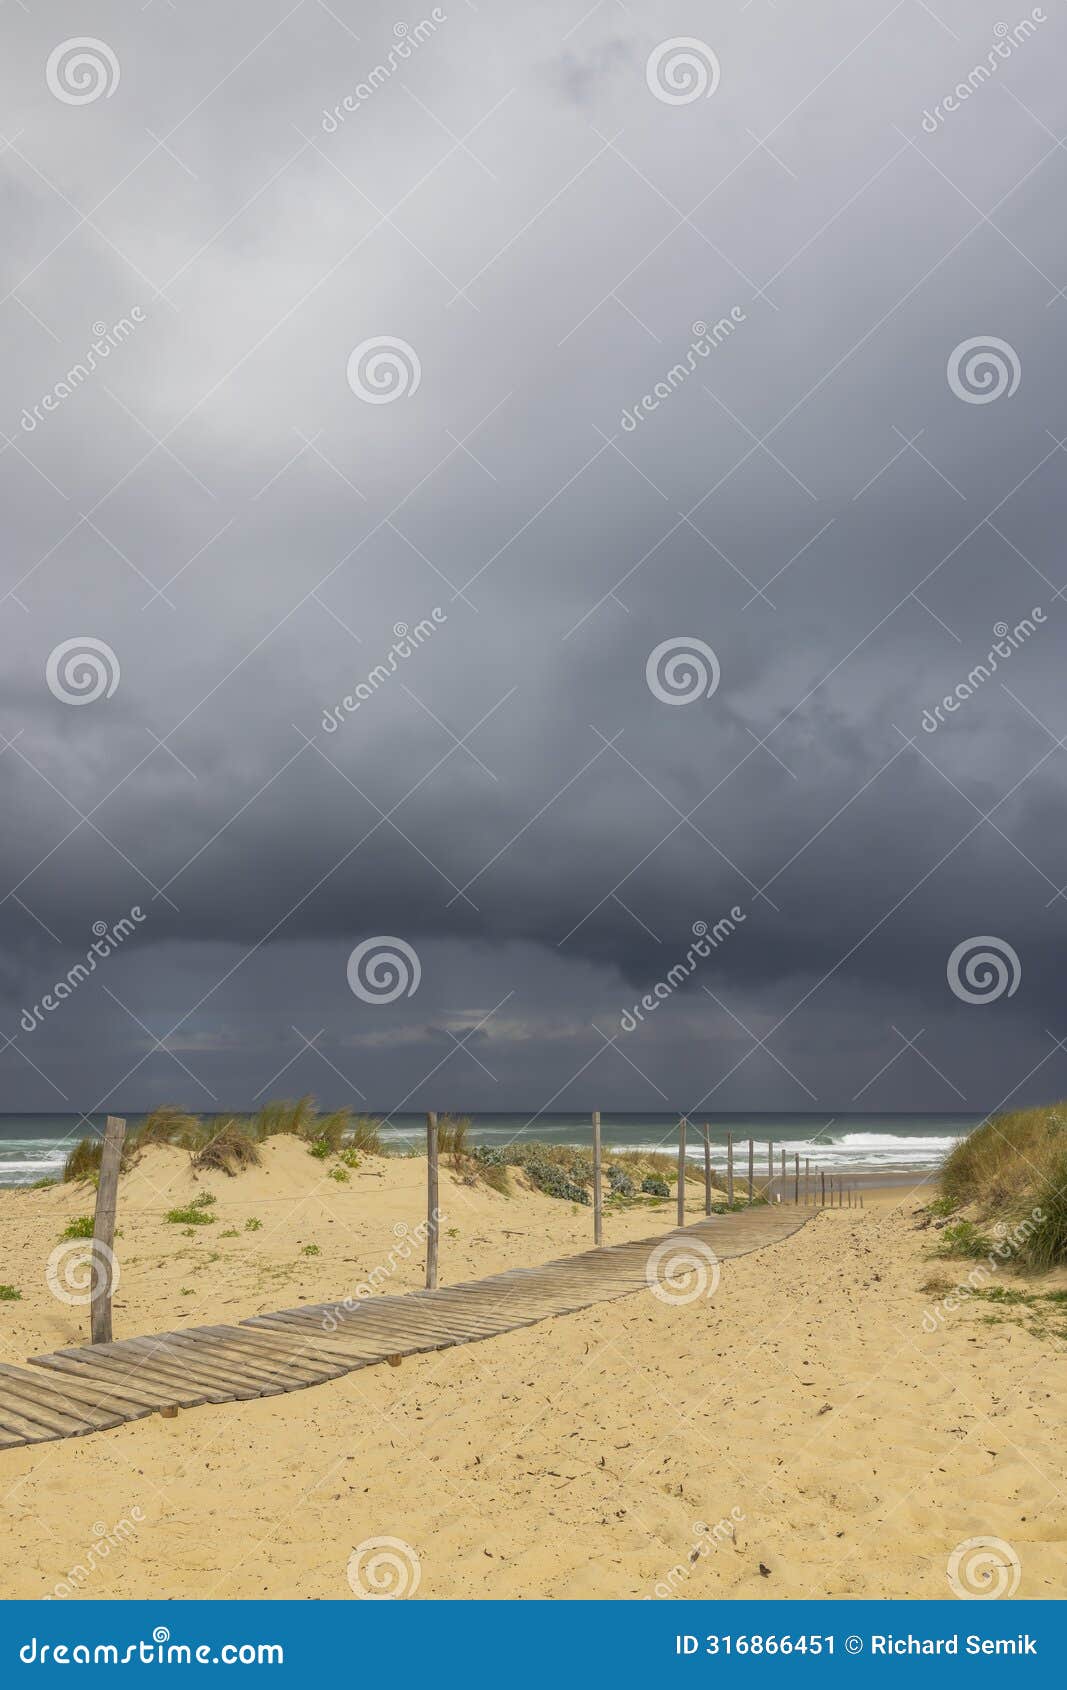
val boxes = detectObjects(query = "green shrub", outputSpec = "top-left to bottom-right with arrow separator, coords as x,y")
60,1215 -> 95,1240
300,1244 -> 321,1256
0,1285 -> 22,1301
936,1220 -> 996,1259
328,1166 -> 349,1183
165,1197 -> 216,1226
641,1175 -> 670,1198
245,1217 -> 262,1231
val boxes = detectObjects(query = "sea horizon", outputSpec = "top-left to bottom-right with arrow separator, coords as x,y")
0,1108 -> 980,1188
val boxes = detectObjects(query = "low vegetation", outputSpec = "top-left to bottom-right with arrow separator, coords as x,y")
63,1098 -> 384,1185
60,1215 -> 95,1240
937,1102 -> 1067,1269
164,1194 -> 216,1226
0,1285 -> 21,1301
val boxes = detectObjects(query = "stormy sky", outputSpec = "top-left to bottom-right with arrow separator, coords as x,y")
2,0 -> 1066,1119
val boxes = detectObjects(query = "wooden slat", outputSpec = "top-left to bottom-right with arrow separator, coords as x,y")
6,1207 -> 812,1450
0,1364 -> 121,1434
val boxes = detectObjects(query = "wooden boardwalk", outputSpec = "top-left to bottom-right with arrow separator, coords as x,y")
0,1207 -> 809,1449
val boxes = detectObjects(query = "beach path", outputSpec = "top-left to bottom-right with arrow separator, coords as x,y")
1,1206 -> 809,1449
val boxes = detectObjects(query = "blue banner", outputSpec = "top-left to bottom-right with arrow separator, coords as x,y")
1,1600 -> 1059,1683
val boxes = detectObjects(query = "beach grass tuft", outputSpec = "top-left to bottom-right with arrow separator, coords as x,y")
191,1118 -> 261,1176
59,1097 -> 387,1184
938,1103 -> 1067,1268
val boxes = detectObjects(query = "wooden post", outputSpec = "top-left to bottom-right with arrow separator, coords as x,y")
425,1111 -> 439,1290
726,1132 -> 734,1207
592,1110 -> 602,1246
793,1153 -> 800,1205
780,1146 -> 786,1186
747,1138 -> 754,1204
767,1141 -> 773,1202
677,1118 -> 687,1226
805,1157 -> 811,1205
820,1170 -> 826,1207
90,1115 -> 126,1345
702,1122 -> 712,1216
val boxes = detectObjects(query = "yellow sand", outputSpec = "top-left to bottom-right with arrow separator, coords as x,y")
2,1143 -> 1065,1600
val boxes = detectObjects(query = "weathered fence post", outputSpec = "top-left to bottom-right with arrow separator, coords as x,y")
425,1111 -> 439,1290
702,1122 -> 712,1216
747,1138 -> 754,1204
677,1117 -> 687,1226
820,1170 -> 826,1207
592,1109 -> 602,1246
767,1141 -> 773,1202
91,1115 -> 126,1345
805,1157 -> 811,1205
726,1132 -> 734,1207
793,1153 -> 800,1204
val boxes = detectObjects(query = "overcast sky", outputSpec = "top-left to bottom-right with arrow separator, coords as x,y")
2,0 -> 1066,1121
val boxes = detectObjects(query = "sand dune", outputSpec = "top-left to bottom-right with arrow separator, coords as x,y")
1,1143 -> 1065,1599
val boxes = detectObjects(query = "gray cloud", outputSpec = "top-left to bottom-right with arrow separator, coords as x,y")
2,0 -> 1066,1116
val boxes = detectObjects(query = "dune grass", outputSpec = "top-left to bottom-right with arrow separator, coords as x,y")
937,1102 -> 1067,1270
63,1097 -> 385,1184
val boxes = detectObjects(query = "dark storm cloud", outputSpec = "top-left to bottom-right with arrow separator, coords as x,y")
2,0 -> 1066,1113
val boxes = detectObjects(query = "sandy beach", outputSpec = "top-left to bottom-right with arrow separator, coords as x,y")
2,1142 -> 1065,1600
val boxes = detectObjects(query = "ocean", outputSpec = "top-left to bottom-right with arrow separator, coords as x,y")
0,1111 -> 979,1188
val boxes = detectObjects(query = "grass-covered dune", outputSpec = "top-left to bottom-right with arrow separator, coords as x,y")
63,1097 -> 382,1182
939,1101 -> 1067,1271
62,1100 -> 747,1212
